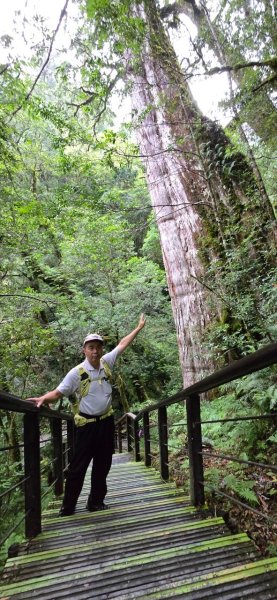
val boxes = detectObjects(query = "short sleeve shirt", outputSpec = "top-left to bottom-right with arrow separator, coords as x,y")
57,347 -> 119,416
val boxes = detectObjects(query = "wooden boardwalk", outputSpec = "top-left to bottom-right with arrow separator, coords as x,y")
1,453 -> 277,599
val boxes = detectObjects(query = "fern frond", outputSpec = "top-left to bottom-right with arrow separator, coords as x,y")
223,474 -> 259,505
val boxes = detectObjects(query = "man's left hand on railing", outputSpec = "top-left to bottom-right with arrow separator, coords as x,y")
26,389 -> 63,408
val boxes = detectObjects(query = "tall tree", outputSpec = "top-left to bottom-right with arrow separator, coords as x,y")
85,0 -> 276,385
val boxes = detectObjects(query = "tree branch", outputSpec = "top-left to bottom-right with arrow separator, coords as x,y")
189,272 -> 229,306
207,57 -> 277,77
68,94 -> 96,114
252,74 -> 277,92
0,64 -> 10,76
159,1 -> 202,27
12,0 -> 70,117
68,75 -> 119,124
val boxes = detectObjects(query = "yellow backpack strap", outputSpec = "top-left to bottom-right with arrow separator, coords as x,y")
71,366 -> 91,416
78,366 -> 91,397
101,359 -> 113,384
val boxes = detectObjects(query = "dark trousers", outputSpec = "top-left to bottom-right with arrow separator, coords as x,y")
62,415 -> 115,511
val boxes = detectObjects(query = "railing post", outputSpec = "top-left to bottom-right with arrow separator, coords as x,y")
126,416 -> 132,452
51,419 -> 64,496
133,419 -> 141,462
118,420 -> 122,453
158,406 -> 169,480
24,412 -> 41,538
66,419 -> 75,464
143,411 -> 151,467
186,393 -> 205,506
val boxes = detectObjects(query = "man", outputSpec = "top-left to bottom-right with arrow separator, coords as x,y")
28,314 -> 146,516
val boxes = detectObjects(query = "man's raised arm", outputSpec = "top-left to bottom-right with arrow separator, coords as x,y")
117,314 -> 146,354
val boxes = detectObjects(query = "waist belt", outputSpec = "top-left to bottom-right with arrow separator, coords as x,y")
74,407 -> 114,427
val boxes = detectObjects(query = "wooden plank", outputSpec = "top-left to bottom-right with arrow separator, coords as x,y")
35,505 -> 199,541
2,556 -> 276,599
1,456 -> 276,600
0,534 -> 255,594
42,495 -> 190,524
137,558 -> 277,599
5,518 -> 225,566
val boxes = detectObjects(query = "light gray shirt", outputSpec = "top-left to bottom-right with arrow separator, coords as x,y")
57,347 -> 119,416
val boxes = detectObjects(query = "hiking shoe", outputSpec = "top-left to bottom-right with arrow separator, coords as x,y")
59,507 -> 75,517
86,502 -> 109,512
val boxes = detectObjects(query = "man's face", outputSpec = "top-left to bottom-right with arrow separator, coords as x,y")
83,341 -> 104,367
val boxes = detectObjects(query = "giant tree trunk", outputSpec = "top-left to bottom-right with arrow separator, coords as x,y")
130,64 -> 212,385
128,0 -> 276,385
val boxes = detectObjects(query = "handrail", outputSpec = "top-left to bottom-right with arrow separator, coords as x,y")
0,476 -> 30,500
116,411 -> 136,424
0,392 -> 74,548
115,341 -> 277,520
0,391 -> 71,420
115,412 -> 136,454
134,342 -> 277,418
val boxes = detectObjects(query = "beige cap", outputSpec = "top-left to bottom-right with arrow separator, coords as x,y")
83,333 -> 104,346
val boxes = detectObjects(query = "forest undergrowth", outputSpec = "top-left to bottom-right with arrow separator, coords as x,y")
169,453 -> 277,557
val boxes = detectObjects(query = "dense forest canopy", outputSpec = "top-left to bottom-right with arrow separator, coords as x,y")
0,0 -> 276,559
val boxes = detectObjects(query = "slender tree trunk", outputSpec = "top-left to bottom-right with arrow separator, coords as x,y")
174,0 -> 277,146
198,0 -> 276,217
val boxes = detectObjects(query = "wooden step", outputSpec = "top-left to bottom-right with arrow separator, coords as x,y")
1,454 -> 276,599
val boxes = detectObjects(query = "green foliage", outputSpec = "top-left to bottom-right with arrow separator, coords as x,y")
204,467 -> 222,490
222,473 -> 259,505
86,0 -> 146,52
200,370 -> 276,460
0,412 -> 25,567
267,543 -> 277,557
0,54 -> 181,405
204,465 -> 259,506
142,216 -> 164,266
0,414 -> 60,572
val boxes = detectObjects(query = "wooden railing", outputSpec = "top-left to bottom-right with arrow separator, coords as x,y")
0,393 -> 74,544
115,342 -> 277,519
